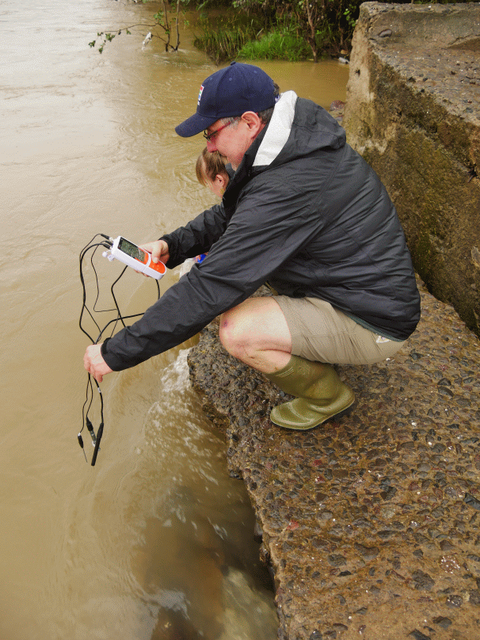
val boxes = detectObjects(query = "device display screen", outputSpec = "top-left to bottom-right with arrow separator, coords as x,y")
118,237 -> 145,262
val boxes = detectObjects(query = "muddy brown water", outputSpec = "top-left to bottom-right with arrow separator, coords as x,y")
1,1 -> 348,637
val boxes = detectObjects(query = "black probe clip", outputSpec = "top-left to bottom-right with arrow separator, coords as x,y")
77,433 -> 87,462
86,417 -> 97,447
91,422 -> 104,467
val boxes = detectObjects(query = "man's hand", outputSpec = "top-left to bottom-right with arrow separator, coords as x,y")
140,240 -> 170,265
84,343 -> 113,383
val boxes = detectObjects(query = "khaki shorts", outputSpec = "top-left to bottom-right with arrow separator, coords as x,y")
274,295 -> 406,365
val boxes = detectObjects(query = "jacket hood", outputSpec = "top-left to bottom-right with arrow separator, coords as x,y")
253,90 -> 346,169
223,91 -> 347,215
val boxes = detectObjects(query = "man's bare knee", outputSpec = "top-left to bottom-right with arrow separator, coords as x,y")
219,297 -> 292,369
218,309 -> 248,359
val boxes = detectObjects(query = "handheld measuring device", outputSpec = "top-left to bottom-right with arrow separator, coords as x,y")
103,236 -> 166,279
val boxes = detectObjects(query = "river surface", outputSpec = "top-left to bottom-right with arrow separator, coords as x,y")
0,2 -> 348,638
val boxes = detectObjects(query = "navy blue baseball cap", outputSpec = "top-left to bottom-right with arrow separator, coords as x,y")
175,62 -> 276,138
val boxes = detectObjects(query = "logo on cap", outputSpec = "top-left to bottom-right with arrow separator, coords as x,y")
197,85 -> 204,106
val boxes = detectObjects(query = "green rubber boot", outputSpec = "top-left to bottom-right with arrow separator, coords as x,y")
265,355 -> 355,430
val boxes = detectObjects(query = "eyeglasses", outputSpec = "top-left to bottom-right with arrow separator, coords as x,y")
203,121 -> 232,142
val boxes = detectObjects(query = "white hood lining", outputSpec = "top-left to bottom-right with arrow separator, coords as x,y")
253,90 -> 298,167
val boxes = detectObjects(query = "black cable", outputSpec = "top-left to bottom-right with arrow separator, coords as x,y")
78,233 -> 162,466
79,238 -> 108,343
109,266 -> 129,330
81,375 -> 94,430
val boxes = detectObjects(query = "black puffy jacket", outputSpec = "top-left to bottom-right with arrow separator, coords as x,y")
102,92 -> 420,371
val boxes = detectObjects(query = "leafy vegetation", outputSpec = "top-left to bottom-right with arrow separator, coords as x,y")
193,0 -> 361,63
89,0 -> 182,53
192,12 -> 261,63
91,0 -> 479,62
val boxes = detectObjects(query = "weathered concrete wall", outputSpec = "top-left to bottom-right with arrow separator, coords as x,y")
343,2 -> 480,337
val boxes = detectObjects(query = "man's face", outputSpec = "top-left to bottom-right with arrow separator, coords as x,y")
205,114 -> 263,170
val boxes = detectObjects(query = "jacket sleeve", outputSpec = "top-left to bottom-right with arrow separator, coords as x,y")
101,173 -> 314,371
161,202 -> 229,268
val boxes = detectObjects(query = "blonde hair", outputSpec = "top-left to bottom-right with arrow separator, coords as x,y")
196,148 -> 229,187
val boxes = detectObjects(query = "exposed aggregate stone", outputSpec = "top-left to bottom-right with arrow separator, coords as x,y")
362,3 -> 480,124
188,277 -> 480,640
378,46 -> 479,123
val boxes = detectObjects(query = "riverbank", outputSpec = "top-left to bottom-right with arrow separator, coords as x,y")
188,277 -> 480,639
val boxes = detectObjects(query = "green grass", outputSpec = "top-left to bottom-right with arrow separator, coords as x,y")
237,31 -> 311,61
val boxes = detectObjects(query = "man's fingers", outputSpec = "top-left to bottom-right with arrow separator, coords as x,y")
83,343 -> 112,383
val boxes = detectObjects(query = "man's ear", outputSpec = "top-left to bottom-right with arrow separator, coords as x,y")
241,111 -> 263,135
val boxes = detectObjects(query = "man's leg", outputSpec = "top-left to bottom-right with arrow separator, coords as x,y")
219,297 -> 354,430
219,296 -> 293,373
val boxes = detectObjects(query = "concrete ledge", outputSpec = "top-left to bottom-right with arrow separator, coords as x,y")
344,2 -> 480,338
188,280 -> 480,640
